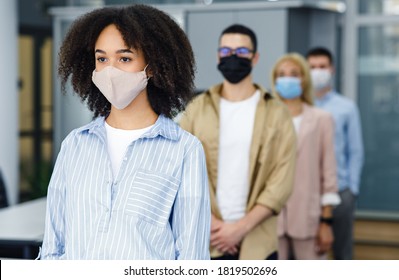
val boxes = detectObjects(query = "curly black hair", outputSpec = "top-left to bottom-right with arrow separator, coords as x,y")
58,4 -> 196,119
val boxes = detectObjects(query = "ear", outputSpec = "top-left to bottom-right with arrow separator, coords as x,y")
217,53 -> 221,64
252,52 -> 260,66
330,65 -> 335,76
145,65 -> 153,78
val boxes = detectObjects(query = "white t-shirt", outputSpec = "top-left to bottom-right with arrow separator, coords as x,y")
292,114 -> 303,135
217,90 -> 260,222
105,121 -> 153,178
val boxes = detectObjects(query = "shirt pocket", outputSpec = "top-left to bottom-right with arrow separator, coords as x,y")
125,169 -> 180,227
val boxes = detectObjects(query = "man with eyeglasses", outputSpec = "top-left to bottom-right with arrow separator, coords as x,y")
180,24 -> 296,260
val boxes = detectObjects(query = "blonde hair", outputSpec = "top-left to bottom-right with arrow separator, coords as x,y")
271,52 -> 314,105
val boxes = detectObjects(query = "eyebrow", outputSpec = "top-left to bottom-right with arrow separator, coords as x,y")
95,49 -> 134,54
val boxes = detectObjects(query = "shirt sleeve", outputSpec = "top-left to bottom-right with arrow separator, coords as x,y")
321,192 -> 341,206
347,103 -> 364,195
320,112 -> 339,198
172,141 -> 211,260
40,141 -> 67,260
256,108 -> 297,214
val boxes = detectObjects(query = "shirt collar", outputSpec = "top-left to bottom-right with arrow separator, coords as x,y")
315,90 -> 335,104
208,83 -> 273,104
77,114 -> 179,141
142,115 -> 179,141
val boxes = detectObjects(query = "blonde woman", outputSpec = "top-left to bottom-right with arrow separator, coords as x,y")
271,53 -> 340,259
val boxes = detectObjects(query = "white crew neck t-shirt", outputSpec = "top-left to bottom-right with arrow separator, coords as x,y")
105,121 -> 153,178
217,90 -> 260,222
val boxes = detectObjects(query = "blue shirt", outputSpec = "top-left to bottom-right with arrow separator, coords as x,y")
315,91 -> 364,195
41,115 -> 211,260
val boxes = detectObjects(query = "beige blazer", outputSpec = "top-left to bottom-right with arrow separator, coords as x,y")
278,103 -> 338,239
180,84 -> 296,259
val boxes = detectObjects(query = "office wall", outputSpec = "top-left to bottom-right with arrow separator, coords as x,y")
0,1 -> 18,205
52,17 -> 94,157
186,8 -> 287,91
288,8 -> 339,55
288,7 -> 341,88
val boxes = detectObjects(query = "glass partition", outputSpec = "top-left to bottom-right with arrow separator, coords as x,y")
357,23 -> 399,213
359,0 -> 399,15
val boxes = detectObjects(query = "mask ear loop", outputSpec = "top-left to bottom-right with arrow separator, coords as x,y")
143,64 -> 151,80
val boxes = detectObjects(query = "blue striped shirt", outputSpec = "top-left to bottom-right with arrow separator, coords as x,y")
41,115 -> 211,260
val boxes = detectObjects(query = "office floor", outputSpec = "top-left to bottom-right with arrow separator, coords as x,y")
354,219 -> 399,259
0,245 -> 39,259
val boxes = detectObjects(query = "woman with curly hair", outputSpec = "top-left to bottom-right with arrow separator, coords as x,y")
41,4 -> 210,260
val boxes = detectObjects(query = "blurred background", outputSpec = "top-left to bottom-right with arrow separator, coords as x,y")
0,0 -> 398,259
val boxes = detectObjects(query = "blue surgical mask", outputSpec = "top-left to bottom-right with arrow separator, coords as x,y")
275,77 -> 302,99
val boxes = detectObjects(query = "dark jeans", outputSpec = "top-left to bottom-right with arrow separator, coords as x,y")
332,188 -> 356,260
211,251 -> 278,260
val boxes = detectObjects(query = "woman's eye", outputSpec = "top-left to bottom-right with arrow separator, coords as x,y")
96,57 -> 107,62
120,57 -> 131,62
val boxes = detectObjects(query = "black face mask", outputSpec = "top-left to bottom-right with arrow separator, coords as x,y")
217,55 -> 252,84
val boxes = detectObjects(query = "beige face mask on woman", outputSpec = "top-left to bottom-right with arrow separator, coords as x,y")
92,65 -> 148,110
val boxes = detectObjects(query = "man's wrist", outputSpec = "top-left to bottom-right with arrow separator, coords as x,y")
320,217 -> 333,225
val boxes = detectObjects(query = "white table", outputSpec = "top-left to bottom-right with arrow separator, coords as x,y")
0,197 -> 46,259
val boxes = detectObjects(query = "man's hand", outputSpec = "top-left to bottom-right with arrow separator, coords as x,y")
210,205 -> 273,255
210,218 -> 245,255
211,215 -> 223,233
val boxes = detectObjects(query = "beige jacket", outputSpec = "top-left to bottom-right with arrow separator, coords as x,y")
180,84 -> 296,259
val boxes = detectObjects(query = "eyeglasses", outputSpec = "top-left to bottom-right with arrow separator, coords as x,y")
218,47 -> 254,58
